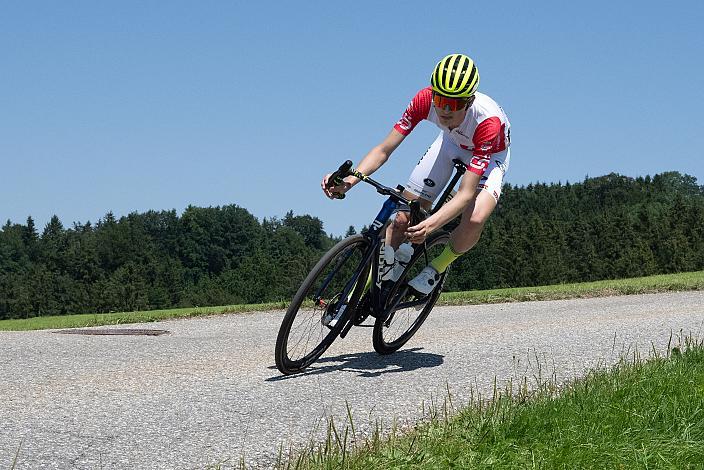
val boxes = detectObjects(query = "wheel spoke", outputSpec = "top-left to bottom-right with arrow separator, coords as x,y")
373,232 -> 449,355
275,235 -> 371,374
287,308 -> 322,360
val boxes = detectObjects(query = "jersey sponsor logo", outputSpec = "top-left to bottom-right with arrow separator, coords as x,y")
451,130 -> 472,151
396,100 -> 418,132
469,156 -> 489,172
419,189 -> 433,199
397,113 -> 412,131
494,159 -> 507,173
423,178 -> 436,187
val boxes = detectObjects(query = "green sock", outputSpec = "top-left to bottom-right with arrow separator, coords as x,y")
430,242 -> 463,273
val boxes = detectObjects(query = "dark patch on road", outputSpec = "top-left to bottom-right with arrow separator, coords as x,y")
54,328 -> 170,336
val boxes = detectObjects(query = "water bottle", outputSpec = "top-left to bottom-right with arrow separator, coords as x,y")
392,243 -> 414,281
381,244 -> 396,281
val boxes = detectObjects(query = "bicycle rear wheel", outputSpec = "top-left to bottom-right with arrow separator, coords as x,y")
275,234 -> 371,374
372,231 -> 449,355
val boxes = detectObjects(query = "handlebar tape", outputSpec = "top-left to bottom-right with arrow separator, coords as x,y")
326,160 -> 354,199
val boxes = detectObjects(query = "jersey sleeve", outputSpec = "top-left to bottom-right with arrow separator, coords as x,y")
393,87 -> 433,136
467,116 -> 504,176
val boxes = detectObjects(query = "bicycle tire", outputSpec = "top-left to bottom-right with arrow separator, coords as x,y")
275,234 -> 371,374
372,231 -> 450,355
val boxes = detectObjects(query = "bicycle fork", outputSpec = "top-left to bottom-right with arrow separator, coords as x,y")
321,246 -> 376,329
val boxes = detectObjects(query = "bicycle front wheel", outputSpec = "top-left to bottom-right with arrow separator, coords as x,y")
275,234 -> 371,374
372,231 -> 450,355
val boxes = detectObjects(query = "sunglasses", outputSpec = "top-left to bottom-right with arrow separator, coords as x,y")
432,93 -> 469,112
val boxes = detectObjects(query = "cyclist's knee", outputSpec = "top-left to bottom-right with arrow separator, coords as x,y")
458,212 -> 487,233
392,211 -> 410,229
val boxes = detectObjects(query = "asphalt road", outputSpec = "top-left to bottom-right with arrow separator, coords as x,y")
1,291 -> 703,469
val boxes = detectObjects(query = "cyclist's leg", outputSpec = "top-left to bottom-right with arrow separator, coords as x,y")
435,148 -> 511,269
385,131 -> 460,249
408,148 -> 511,294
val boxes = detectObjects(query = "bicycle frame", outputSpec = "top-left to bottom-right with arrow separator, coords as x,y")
314,195 -> 401,338
320,158 -> 467,339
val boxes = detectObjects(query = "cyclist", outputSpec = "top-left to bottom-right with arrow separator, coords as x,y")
322,53 -> 511,295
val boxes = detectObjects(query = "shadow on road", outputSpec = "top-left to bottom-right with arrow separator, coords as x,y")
266,347 -> 444,381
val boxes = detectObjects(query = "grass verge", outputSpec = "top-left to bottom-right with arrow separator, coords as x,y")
277,336 -> 704,469
1,270 -> 702,331
0,301 -> 288,331
438,270 -> 704,306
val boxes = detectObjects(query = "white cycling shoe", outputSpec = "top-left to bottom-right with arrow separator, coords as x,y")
408,266 -> 441,295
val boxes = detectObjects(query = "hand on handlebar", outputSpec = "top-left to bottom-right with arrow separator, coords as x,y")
322,160 -> 355,200
322,174 -> 352,200
405,219 -> 432,244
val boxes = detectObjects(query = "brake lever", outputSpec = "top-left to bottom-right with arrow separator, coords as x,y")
326,160 -> 354,199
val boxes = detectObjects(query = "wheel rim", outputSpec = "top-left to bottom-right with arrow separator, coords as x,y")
379,235 -> 448,348
283,238 -> 369,366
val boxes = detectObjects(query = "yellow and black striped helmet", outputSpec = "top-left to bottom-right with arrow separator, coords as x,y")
430,54 -> 480,98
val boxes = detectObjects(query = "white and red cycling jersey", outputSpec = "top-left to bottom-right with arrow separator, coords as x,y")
394,87 -> 511,176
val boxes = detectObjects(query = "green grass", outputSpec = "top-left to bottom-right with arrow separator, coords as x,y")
437,270 -> 704,306
1,271 -> 702,331
0,301 -> 288,331
278,337 -> 704,469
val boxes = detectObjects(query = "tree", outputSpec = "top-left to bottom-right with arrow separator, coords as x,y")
283,210 -> 327,250
0,170 -> 701,320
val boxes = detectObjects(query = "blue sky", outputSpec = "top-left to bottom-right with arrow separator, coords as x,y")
2,1 -> 703,237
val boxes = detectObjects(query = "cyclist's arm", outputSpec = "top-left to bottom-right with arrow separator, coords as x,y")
345,129 -> 405,187
419,170 -> 481,232
423,117 -> 504,228
322,129 -> 405,199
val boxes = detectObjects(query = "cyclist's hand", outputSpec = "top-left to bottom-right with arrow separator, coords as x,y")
405,220 -> 431,244
322,174 -> 352,200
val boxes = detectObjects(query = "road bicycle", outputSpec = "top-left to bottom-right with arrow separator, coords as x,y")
274,159 -> 467,375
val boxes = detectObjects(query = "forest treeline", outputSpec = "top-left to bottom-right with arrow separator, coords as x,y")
1,171 -> 702,319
